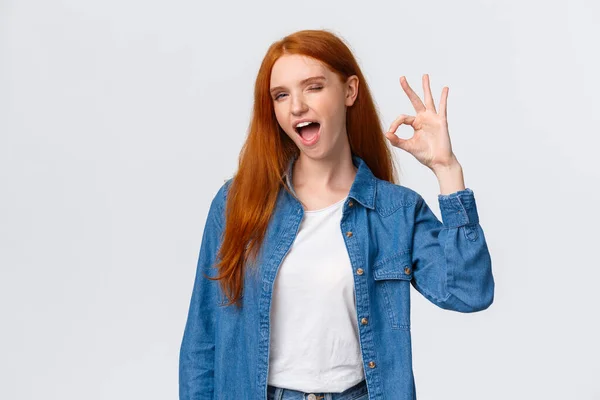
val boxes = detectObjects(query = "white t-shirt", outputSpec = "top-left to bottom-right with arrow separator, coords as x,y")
267,196 -> 365,393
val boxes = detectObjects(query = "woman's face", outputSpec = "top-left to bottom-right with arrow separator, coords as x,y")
269,54 -> 358,159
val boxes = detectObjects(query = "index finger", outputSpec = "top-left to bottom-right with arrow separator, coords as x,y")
400,76 -> 426,113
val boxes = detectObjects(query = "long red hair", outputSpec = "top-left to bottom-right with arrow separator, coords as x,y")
206,29 -> 399,308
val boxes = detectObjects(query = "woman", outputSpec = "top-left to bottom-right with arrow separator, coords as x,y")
179,29 -> 494,400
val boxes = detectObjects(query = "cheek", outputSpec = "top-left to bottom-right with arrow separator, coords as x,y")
273,108 -> 295,139
315,95 -> 345,123
273,108 -> 286,128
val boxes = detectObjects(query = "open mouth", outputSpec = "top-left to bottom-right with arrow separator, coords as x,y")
294,121 -> 321,145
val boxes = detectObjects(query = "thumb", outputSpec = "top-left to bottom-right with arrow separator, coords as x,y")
385,131 -> 410,151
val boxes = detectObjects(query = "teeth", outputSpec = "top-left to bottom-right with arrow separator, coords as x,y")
295,121 -> 315,128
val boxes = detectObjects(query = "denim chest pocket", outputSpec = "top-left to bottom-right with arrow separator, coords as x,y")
372,251 -> 413,331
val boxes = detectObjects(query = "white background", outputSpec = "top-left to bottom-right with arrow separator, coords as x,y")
1,0 -> 599,399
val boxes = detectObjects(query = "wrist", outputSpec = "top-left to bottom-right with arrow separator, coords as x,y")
432,158 -> 465,195
431,155 -> 462,175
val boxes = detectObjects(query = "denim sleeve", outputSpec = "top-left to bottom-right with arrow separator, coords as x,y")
179,183 -> 228,399
410,188 -> 494,312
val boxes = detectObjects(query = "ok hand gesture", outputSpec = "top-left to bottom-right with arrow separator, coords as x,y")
385,74 -> 457,171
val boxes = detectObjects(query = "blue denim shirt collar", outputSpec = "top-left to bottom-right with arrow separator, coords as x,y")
282,153 -> 376,210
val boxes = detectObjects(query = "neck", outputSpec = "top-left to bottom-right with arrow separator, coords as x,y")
292,139 -> 357,193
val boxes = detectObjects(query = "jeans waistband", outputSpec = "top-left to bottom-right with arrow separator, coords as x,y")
267,378 -> 367,400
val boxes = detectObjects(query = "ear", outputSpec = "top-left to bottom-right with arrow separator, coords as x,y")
345,75 -> 359,107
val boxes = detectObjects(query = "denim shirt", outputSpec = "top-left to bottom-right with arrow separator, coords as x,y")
179,154 -> 494,400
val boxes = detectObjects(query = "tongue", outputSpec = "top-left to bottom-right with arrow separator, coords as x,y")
300,123 -> 320,141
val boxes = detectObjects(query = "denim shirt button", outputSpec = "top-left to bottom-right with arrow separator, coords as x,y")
404,267 -> 412,275
368,361 -> 376,368
361,317 -> 368,325
356,268 -> 364,275
348,200 -> 354,207
346,231 -> 353,237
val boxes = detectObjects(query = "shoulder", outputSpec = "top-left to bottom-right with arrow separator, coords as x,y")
207,178 -> 234,226
216,177 -> 234,203
374,178 -> 422,217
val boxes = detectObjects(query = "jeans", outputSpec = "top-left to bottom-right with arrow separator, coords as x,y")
267,379 -> 369,400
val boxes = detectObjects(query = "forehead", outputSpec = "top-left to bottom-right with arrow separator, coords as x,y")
270,54 -> 331,86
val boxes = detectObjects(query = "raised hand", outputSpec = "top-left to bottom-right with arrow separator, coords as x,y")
385,74 -> 457,171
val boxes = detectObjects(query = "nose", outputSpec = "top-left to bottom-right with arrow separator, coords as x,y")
290,92 -> 308,116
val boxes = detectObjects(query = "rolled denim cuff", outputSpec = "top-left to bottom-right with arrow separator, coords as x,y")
438,188 -> 479,228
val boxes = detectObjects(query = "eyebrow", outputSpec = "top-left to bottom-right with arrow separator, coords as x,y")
270,75 -> 327,94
